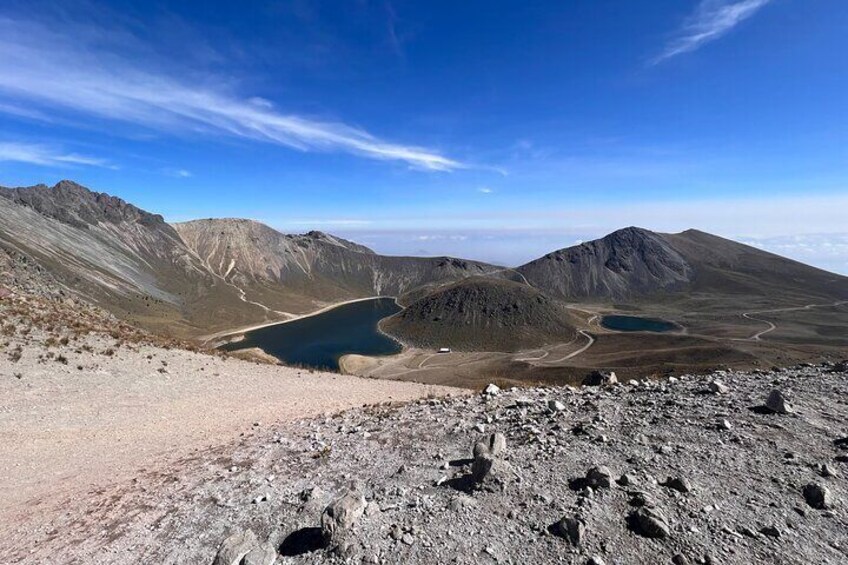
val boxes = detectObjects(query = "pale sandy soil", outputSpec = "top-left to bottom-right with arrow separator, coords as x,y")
0,333 -> 459,539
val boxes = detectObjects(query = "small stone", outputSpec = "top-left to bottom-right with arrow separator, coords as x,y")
632,507 -> 670,539
672,555 -> 691,565
555,516 -> 585,546
718,419 -> 732,430
243,542 -> 277,565
818,464 -> 838,478
401,533 -> 415,545
474,423 -> 486,433
802,482 -> 833,509
483,383 -> 501,396
760,525 -> 781,538
709,381 -> 729,394
586,466 -> 613,488
738,526 -> 759,538
587,557 -> 606,565
213,529 -> 258,565
617,473 -> 636,487
548,399 -> 566,412
663,477 -> 692,493
765,389 -> 794,414
448,494 -> 476,511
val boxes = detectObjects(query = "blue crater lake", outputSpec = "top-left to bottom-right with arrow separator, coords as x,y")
221,297 -> 402,371
601,315 -> 678,333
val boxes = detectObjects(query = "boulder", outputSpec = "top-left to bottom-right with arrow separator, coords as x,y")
243,542 -> 277,565
663,477 -> 692,493
632,507 -> 670,539
708,380 -> 729,394
555,516 -> 585,546
471,433 -> 508,485
474,432 -> 507,459
583,370 -> 617,387
765,389 -> 794,414
483,383 -> 501,396
471,452 -> 495,483
321,490 -> 366,544
548,399 -> 566,412
585,466 -> 613,489
802,483 -> 833,509
213,529 -> 258,565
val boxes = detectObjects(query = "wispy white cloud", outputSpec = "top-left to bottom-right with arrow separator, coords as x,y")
653,0 -> 773,64
0,141 -> 115,169
0,15 -> 462,172
162,168 -> 193,178
478,187 -> 494,194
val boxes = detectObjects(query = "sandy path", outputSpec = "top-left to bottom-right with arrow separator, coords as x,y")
0,336 -> 459,532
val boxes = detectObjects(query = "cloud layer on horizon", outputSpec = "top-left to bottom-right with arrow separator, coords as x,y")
0,15 -> 462,172
653,0 -> 773,64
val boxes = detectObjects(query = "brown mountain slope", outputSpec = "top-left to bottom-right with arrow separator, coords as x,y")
0,181 -> 503,338
382,277 -> 577,351
516,227 -> 848,306
173,218 -> 504,310
0,181 -> 258,336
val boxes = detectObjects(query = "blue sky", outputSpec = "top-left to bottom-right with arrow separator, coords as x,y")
0,1 -> 846,272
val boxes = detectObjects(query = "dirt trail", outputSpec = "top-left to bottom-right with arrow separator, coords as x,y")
0,335 -> 459,533
741,300 -> 848,341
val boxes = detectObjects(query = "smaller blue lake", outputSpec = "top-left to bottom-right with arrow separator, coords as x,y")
601,315 -> 678,333
221,297 -> 402,371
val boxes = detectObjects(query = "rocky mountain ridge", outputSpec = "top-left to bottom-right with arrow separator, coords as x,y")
517,227 -> 848,305
1,180 -> 846,344
0,181 -> 501,337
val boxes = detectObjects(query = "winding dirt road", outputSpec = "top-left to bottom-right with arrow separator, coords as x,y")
741,300 -> 848,341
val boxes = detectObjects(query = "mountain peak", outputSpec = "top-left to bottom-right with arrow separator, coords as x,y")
0,180 -> 165,229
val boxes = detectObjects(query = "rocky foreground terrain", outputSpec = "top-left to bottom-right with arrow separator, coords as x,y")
5,362 -> 845,564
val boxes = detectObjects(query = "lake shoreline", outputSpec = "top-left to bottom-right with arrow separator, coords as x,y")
201,295 -> 392,346
222,297 -> 404,371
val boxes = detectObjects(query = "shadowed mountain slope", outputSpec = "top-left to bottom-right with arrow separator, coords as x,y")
382,277 -> 578,351
517,227 -> 848,306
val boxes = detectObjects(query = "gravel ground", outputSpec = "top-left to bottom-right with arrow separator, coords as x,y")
4,363 -> 845,564
0,328 -> 455,550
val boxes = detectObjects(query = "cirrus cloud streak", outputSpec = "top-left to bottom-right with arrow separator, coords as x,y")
652,0 -> 773,64
0,141 -> 115,169
0,16 -> 462,172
